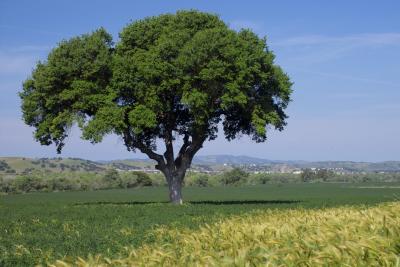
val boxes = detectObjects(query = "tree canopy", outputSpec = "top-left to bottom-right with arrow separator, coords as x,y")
20,10 -> 292,203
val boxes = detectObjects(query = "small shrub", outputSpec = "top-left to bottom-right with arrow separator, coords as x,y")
220,168 -> 249,186
134,171 -> 153,186
103,169 -> 120,187
49,177 -> 79,191
12,175 -> 46,192
49,163 -> 57,168
118,173 -> 138,188
192,175 -> 209,187
248,173 -> 271,184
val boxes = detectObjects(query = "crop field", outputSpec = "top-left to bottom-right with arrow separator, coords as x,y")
56,202 -> 400,266
1,183 -> 400,266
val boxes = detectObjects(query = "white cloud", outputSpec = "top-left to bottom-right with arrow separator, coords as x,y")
271,33 -> 400,66
0,45 -> 49,76
292,68 -> 400,88
0,52 -> 37,75
0,25 -> 66,37
272,33 -> 400,47
5,45 -> 51,53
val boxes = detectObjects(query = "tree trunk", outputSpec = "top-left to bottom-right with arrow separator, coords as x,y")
167,176 -> 183,204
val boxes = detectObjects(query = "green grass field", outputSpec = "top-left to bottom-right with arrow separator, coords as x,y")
1,183 -> 400,266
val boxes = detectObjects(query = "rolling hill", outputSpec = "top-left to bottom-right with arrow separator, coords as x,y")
1,155 -> 400,175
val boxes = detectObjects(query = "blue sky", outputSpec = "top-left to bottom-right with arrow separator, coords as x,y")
1,0 -> 399,161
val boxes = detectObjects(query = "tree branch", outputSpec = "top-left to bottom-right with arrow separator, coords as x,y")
174,133 -> 190,167
176,132 -> 207,174
134,141 -> 164,165
122,130 -> 166,171
163,129 -> 175,170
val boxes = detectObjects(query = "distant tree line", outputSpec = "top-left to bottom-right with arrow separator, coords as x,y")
0,170 -> 156,194
1,168 -> 400,194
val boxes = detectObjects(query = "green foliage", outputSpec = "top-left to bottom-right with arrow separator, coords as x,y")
2,169 -> 400,195
47,176 -> 80,191
147,173 -> 168,186
220,168 -> 249,186
248,172 -> 300,184
192,175 -> 209,187
0,170 -> 161,194
12,175 -> 46,192
103,168 -> 120,185
118,171 -> 153,188
134,171 -> 153,186
0,160 -> 11,171
301,168 -> 335,182
0,176 -> 5,193
185,173 -> 211,187
300,168 -> 315,182
20,28 -> 113,152
117,172 -> 138,188
316,169 -> 332,181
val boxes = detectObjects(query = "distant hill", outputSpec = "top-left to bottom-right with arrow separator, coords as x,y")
193,155 -> 400,172
1,155 -> 400,175
104,159 -> 156,171
278,161 -> 400,173
0,157 -> 105,174
193,155 -> 274,165
0,157 -> 160,175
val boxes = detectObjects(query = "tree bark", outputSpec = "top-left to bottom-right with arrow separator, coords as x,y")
167,175 -> 183,204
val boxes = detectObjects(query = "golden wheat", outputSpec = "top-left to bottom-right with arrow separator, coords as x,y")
50,202 -> 400,267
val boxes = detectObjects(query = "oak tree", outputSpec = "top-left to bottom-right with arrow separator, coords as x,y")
20,10 -> 292,203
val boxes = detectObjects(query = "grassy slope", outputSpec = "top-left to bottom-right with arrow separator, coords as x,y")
0,157 -> 105,174
0,157 -> 226,175
0,157 -> 159,175
1,183 -> 400,266
0,157 -> 34,171
108,159 -> 155,169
